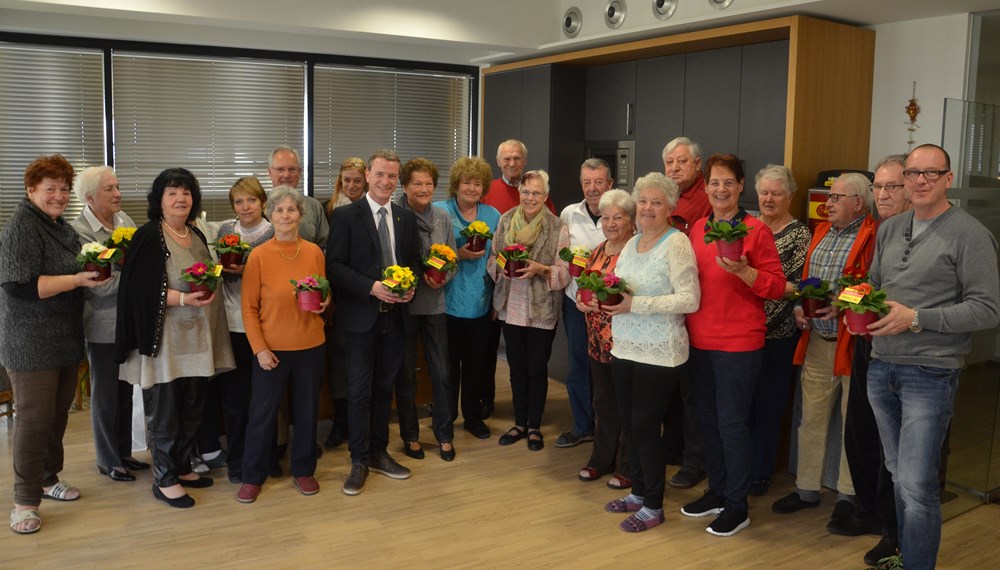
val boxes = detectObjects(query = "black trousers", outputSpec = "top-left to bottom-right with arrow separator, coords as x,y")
611,357 -> 683,510
242,345 -> 324,484
396,313 -> 454,443
196,332 -> 253,475
143,377 -> 206,487
447,312 -> 491,424
87,342 -> 134,470
483,315 -> 503,407
845,336 -> 898,542
502,323 -> 556,429
588,357 -> 628,475
345,310 -> 405,464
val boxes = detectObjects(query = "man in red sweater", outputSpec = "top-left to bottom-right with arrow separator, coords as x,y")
483,139 -> 555,214
663,137 -> 711,236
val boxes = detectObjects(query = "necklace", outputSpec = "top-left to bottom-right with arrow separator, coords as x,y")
275,237 -> 301,261
162,221 -> 190,239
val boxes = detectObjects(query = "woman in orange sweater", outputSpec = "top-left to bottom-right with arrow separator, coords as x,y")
236,186 -> 329,503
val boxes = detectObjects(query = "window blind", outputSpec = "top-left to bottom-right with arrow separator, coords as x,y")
0,43 -> 105,229
313,66 -> 472,204
112,53 -> 305,224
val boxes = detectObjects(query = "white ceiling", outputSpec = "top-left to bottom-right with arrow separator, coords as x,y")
1,0 -> 999,65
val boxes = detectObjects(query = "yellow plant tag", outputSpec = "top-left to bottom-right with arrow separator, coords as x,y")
426,256 -> 446,270
496,252 -> 507,269
838,286 -> 865,304
572,255 -> 588,268
382,277 -> 399,288
210,264 -> 223,278
97,248 -> 117,260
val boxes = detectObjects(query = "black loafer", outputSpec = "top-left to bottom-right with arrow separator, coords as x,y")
122,457 -> 150,471
99,466 -> 135,482
498,426 -> 526,446
402,442 -> 425,460
152,485 -> 194,509
463,421 -> 491,440
527,430 -> 544,451
439,443 -> 456,462
179,476 -> 214,489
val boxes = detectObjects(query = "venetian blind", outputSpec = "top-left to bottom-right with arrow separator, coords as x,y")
0,43 -> 105,229
112,53 -> 305,224
313,65 -> 472,204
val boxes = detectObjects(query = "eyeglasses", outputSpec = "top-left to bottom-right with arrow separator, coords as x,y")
271,167 -> 301,175
827,193 -> 859,203
902,169 -> 949,181
520,190 -> 544,198
872,183 -> 904,193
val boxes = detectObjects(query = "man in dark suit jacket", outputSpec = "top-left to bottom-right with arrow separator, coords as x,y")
327,149 -> 422,496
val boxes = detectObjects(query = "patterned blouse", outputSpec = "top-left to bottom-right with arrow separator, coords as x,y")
583,241 -> 619,363
764,220 -> 811,339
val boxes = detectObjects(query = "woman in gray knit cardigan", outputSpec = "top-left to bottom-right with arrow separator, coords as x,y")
0,155 -> 108,535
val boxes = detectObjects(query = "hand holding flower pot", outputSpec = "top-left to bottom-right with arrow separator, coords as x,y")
181,261 -> 222,297
213,233 -> 252,269
703,218 -> 750,261
291,274 -> 331,312
103,226 -> 136,266
559,245 -> 591,278
499,244 -> 530,278
77,241 -> 120,281
460,220 -> 494,253
382,265 -> 417,299
423,243 -> 458,285
833,281 -> 889,335
794,277 -> 833,318
576,270 -> 629,309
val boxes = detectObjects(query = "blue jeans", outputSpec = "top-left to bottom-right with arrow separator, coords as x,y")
868,359 -> 959,570
690,347 -> 760,514
563,297 -> 593,435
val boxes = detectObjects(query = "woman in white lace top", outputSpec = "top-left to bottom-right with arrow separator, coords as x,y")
601,172 -> 700,533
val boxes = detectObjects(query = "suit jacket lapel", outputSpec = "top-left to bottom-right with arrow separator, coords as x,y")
356,199 -> 380,252
391,203 -> 405,262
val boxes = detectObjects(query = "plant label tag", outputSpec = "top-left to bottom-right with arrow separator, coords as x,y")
426,256 -> 446,270
210,264 -> 223,278
496,252 -> 507,269
97,248 -> 117,260
382,277 -> 399,288
572,255 -> 588,268
838,286 -> 865,304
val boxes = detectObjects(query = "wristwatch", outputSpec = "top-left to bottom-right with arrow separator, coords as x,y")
909,309 -> 921,333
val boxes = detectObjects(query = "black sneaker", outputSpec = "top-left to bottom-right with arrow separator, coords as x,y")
748,478 -> 770,497
554,431 -> 594,448
369,452 -> 411,480
463,420 -> 491,440
668,466 -> 707,489
863,538 -> 899,566
827,513 -> 882,537
772,492 -> 820,514
706,508 -> 750,537
681,489 -> 725,517
343,463 -> 369,495
830,499 -> 856,522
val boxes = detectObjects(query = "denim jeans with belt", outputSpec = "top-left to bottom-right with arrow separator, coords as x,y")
867,359 -> 959,570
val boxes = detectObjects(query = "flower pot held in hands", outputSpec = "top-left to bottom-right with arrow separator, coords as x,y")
220,251 -> 244,269
568,263 -> 584,278
599,293 -> 623,309
466,234 -> 486,253
425,266 -> 448,285
297,290 -> 323,312
505,259 -> 527,279
803,297 -> 830,319
188,282 -> 213,296
845,310 -> 879,335
715,237 -> 744,262
578,288 -> 594,305
84,262 -> 111,281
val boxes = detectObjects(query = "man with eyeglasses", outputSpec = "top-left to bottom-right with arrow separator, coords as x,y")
267,145 -> 330,251
866,143 -> 999,569
774,173 -> 875,528
837,154 -> 909,565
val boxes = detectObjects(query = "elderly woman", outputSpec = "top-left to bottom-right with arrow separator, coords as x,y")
71,166 -> 146,483
237,186 -> 329,503
434,157 -> 501,440
394,158 -> 459,461
748,165 -> 810,497
115,168 -> 235,509
574,189 -> 637,488
323,157 -> 367,449
195,177 -> 273,483
487,170 -> 570,451
1,155 -> 107,534
680,154 -> 785,537
600,176 -> 700,533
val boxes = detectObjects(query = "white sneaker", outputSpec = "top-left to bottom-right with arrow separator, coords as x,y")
190,456 -> 210,474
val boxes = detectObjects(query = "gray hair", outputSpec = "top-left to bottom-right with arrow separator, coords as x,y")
75,165 -> 115,204
269,145 -> 301,168
581,157 -> 612,179
496,139 -> 527,161
632,172 -> 680,210
267,185 -> 305,215
837,172 -> 874,214
661,136 -> 702,162
598,189 -> 636,220
754,164 -> 797,196
519,170 -> 549,196
875,154 -> 907,172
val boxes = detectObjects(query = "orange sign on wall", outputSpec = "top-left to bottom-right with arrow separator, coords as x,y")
808,188 -> 830,232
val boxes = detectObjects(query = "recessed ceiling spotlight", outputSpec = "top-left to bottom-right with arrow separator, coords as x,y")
605,0 -> 627,29
708,0 -> 734,10
653,0 -> 678,20
563,7 -> 582,38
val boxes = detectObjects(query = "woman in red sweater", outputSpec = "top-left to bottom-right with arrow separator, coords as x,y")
237,186 -> 329,503
679,154 -> 785,537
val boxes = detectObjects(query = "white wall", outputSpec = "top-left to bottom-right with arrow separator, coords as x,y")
867,14 -> 971,167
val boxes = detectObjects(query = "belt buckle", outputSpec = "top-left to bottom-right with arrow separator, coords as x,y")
379,301 -> 391,313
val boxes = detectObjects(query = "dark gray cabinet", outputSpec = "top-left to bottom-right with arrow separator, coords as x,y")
585,61 -> 637,141
633,54 -> 686,177
738,40 -> 790,205
683,46 -> 742,162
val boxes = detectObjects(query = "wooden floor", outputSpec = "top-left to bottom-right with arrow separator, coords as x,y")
2,361 -> 998,569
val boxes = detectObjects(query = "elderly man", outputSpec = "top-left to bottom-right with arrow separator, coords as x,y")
867,144 -> 999,570
554,158 -> 613,449
268,145 -> 329,250
837,155 -> 909,564
71,166 -> 147,482
773,173 -> 876,525
327,150 -> 423,495
483,139 -> 555,214
662,136 -> 711,235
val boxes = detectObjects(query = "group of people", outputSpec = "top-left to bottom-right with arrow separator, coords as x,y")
1,137 -> 996,570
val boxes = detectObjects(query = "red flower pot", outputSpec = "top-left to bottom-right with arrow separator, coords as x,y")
84,262 -> 111,281
297,289 -> 323,311
802,297 -> 830,318
188,282 -> 213,295
599,293 -> 623,309
715,238 -> 744,261
425,266 -> 448,285
220,250 -> 244,268
578,288 -> 594,305
116,251 -> 126,266
505,259 -> 527,278
845,310 -> 879,335
466,234 -> 486,253
568,263 -> 584,278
